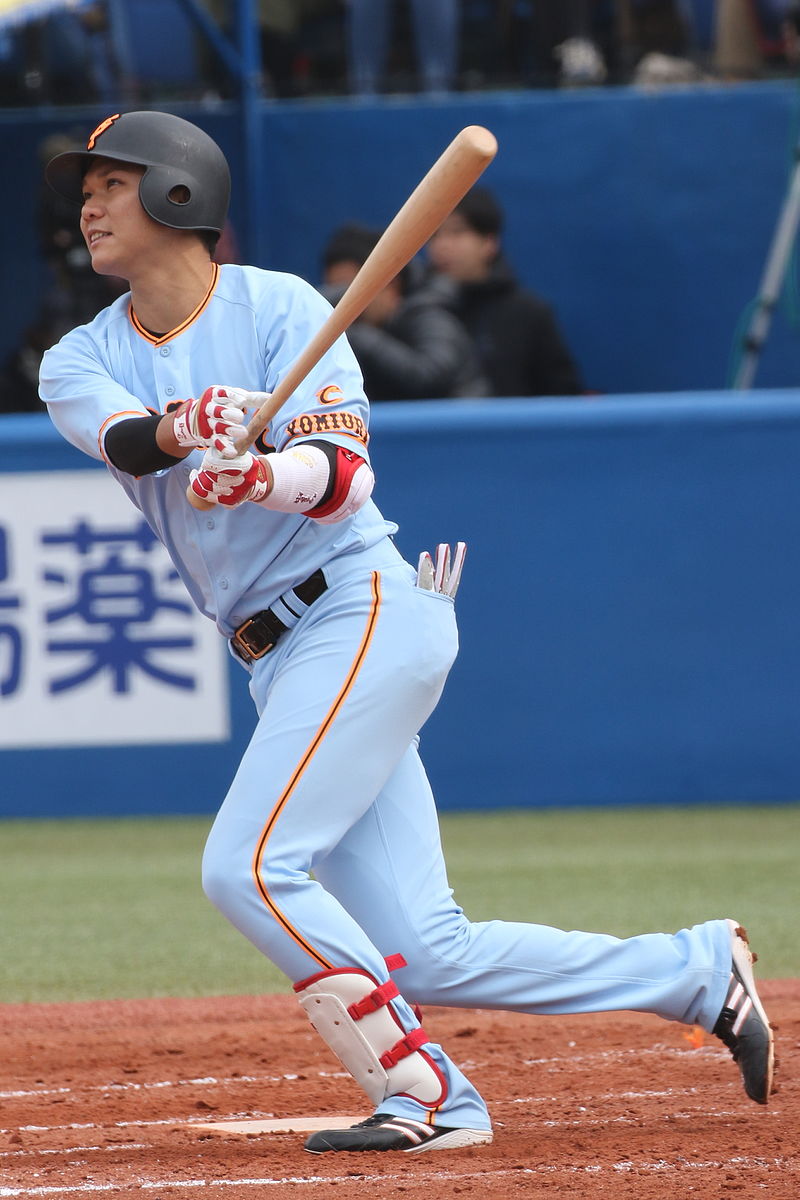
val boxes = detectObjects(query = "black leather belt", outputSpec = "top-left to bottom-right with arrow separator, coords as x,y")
231,569 -> 327,664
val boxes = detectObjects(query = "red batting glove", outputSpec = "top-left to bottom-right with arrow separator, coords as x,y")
171,385 -> 248,457
189,450 -> 271,507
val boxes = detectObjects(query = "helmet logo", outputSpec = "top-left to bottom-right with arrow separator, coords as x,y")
87,113 -> 121,151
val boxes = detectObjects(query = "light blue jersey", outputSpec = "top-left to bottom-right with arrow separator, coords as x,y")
40,263 -> 395,635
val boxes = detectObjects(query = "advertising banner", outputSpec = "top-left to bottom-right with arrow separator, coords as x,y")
0,471 -> 230,749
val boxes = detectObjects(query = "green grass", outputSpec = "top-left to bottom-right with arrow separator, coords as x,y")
1,805 -> 798,1004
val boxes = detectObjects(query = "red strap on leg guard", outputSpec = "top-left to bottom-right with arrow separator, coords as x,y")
383,954 -> 423,1023
347,980 -> 400,1020
379,1027 -> 430,1070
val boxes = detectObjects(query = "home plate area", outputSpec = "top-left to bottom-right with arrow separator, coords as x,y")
1,986 -> 798,1199
195,1115 -> 363,1135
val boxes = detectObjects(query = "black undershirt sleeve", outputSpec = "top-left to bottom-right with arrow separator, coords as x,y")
104,415 -> 185,476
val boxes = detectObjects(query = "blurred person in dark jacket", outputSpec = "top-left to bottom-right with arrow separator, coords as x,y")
426,187 -> 584,398
0,131 -> 126,414
320,223 -> 489,402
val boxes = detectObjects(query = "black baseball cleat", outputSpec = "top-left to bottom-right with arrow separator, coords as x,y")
712,919 -> 775,1104
304,1112 -> 493,1154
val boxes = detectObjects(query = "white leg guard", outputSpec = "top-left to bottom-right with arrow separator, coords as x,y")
294,967 -> 446,1108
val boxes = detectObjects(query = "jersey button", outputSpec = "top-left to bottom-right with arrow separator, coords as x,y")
165,385 -> 175,396
206,518 -> 215,530
159,346 -> 170,357
219,578 -> 229,590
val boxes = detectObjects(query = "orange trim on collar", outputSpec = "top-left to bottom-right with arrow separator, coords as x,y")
129,262 -> 220,346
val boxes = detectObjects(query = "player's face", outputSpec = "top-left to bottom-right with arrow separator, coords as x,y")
80,159 -> 156,278
427,214 -> 498,283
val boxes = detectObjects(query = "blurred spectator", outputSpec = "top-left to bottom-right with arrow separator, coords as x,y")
528,1 -> 706,88
0,2 -> 117,106
0,304 -> 74,414
47,1 -> 117,103
531,0 -> 609,87
622,1 -> 698,84
346,0 -> 459,94
0,23 -> 26,105
783,1 -> 800,59
37,132 -> 120,296
708,0 -> 800,77
203,0 -> 299,96
0,130 -> 127,414
426,187 -> 584,398
620,0 -> 800,84
320,223 -> 489,401
289,0 -> 349,95
202,0 -> 344,98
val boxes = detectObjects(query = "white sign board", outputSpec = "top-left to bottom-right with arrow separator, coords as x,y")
0,471 -> 230,748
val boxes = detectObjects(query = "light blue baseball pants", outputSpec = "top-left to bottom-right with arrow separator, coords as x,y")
202,537 -> 733,1129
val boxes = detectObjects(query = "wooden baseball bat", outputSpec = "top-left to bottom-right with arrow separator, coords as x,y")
187,124 -> 498,510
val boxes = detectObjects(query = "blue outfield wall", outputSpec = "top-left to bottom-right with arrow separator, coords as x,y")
1,392 -> 800,819
3,82 -> 800,396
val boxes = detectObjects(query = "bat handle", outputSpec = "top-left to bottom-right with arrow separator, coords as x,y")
185,436 -> 255,511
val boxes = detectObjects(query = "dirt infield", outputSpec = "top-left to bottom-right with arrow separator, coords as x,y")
2,981 -> 797,1199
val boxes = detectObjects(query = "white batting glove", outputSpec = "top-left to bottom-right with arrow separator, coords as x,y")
189,449 -> 271,507
171,386 -> 269,459
415,542 -> 467,598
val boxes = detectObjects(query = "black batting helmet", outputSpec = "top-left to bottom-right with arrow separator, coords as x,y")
45,110 -> 231,236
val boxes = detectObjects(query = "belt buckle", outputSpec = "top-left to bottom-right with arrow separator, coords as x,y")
232,616 -> 275,663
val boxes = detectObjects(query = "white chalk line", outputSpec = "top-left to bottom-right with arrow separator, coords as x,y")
2,1044 -> 716,1104
1,1043 -> 731,1105
498,1083 -> 784,1109
0,1145 -> 150,1161
5,1112 -> 274,1136
523,1043 -> 721,1067
2,1155 -> 797,1197
538,1109 -> 745,1128
0,1070 -> 348,1102
2,1063 -> 733,1117
497,1083 -> 708,1106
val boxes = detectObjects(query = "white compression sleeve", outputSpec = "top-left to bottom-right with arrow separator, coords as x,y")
256,444 -> 331,514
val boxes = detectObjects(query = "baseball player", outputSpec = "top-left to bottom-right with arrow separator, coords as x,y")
40,111 -> 773,1154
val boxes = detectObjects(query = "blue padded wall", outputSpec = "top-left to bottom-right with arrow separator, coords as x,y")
3,392 -> 800,817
